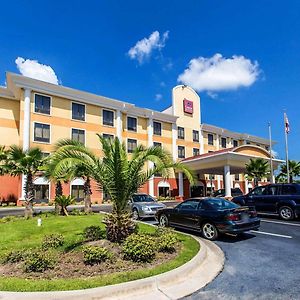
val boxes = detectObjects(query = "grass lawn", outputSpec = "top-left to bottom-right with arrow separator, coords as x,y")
0,213 -> 199,292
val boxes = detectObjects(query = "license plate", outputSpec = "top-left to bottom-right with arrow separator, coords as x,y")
241,213 -> 249,222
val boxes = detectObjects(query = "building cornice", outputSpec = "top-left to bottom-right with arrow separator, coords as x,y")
202,123 -> 275,145
0,86 -> 16,100
6,73 -> 178,123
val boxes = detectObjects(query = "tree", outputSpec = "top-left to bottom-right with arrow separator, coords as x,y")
5,146 -> 44,218
277,160 -> 300,183
245,158 -> 270,187
52,135 -> 195,242
51,140 -> 94,214
0,146 -> 8,175
54,195 -> 75,216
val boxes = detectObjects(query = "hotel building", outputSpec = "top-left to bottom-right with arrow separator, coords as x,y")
0,73 -> 282,204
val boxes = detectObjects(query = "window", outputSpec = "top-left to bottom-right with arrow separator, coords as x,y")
34,123 -> 50,143
34,94 -> 50,115
158,187 -> 170,197
71,128 -> 85,144
265,185 -> 279,196
34,185 -> 49,203
153,142 -> 162,148
72,103 -> 85,121
71,185 -> 84,202
235,174 -> 240,181
153,121 -> 162,135
127,116 -> 137,132
103,109 -> 114,126
204,199 -> 239,210
221,137 -> 227,148
178,127 -> 185,139
193,130 -> 199,142
250,186 -> 266,196
103,133 -> 114,140
265,146 -> 270,151
193,148 -> 200,156
178,146 -> 185,158
281,185 -> 298,195
208,134 -> 214,145
41,152 -> 50,159
233,140 -> 238,147
178,200 -> 199,210
127,139 -> 137,153
246,140 -> 251,145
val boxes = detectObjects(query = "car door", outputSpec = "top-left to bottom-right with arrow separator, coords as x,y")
170,200 -> 199,229
247,186 -> 267,211
261,185 -> 279,212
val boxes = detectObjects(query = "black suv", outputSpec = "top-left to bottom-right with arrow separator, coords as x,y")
213,188 -> 243,198
232,183 -> 300,220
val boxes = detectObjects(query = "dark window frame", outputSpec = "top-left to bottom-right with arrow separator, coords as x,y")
178,145 -> 185,158
34,122 -> 50,143
127,138 -> 137,153
178,127 -> 185,139
233,140 -> 238,147
153,121 -> 162,136
221,137 -> 227,148
34,94 -> 51,115
71,128 -> 85,144
103,109 -> 114,127
72,102 -> 85,121
193,130 -> 199,142
208,134 -> 214,145
127,116 -> 137,132
193,148 -> 200,156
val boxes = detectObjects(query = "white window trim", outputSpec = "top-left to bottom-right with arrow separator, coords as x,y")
33,92 -> 52,116
153,120 -> 162,136
71,101 -> 86,122
33,121 -> 51,144
33,177 -> 51,201
71,127 -> 86,146
102,108 -> 115,127
127,138 -> 137,153
126,115 -> 138,132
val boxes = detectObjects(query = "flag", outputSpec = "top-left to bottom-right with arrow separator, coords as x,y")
284,113 -> 290,134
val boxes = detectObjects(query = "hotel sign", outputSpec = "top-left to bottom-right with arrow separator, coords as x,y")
183,99 -> 193,114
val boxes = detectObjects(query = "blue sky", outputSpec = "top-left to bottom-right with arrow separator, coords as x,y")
0,0 -> 300,160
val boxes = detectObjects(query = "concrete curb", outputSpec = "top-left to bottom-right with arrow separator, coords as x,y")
0,236 -> 224,300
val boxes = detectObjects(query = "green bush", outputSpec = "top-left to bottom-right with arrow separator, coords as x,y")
2,249 -> 26,263
83,226 -> 105,241
154,227 -> 178,253
24,250 -> 57,272
42,234 -> 64,249
122,234 -> 156,262
82,246 -> 112,265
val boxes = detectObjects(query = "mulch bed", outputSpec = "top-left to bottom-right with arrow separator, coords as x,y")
0,240 -> 180,279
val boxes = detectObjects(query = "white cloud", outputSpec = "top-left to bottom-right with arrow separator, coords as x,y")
15,57 -> 59,85
155,93 -> 163,102
178,53 -> 259,92
128,31 -> 169,64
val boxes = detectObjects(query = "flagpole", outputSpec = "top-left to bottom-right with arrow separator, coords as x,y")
284,112 -> 290,183
268,122 -> 274,183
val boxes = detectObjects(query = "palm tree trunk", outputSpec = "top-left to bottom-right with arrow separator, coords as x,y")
55,181 -> 63,214
24,172 -> 34,218
83,177 -> 92,213
254,177 -> 258,187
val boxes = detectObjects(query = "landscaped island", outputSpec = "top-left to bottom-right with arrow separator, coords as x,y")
0,213 -> 199,292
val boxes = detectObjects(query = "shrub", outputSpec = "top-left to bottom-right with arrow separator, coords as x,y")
82,246 -> 112,265
154,227 -> 178,253
54,195 -> 75,216
24,250 -> 57,272
122,234 -> 156,262
42,234 -> 64,249
2,249 -> 26,263
83,226 -> 105,241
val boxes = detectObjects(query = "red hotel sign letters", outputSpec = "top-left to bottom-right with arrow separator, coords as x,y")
183,99 -> 193,114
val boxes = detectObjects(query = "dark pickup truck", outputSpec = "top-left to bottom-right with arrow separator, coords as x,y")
232,183 -> 300,220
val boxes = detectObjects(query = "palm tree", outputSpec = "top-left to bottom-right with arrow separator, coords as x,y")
0,146 -> 8,175
52,140 -> 93,214
52,135 -> 195,242
5,146 -> 44,218
277,160 -> 300,183
245,158 -> 270,187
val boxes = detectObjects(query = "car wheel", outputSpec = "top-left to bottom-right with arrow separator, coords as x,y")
279,206 -> 294,220
201,222 -> 219,241
159,214 -> 169,227
132,209 -> 139,220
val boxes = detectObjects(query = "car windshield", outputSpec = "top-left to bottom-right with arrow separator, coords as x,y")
204,198 -> 239,210
132,194 -> 155,203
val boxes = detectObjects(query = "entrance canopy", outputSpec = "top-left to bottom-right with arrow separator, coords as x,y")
182,145 -> 284,197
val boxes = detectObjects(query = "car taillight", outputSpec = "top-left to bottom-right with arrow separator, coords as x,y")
227,214 -> 240,221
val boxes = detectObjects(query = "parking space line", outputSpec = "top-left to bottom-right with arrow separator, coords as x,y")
250,230 -> 292,239
261,219 -> 300,227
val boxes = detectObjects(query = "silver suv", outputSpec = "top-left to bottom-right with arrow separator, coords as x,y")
129,193 -> 166,220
